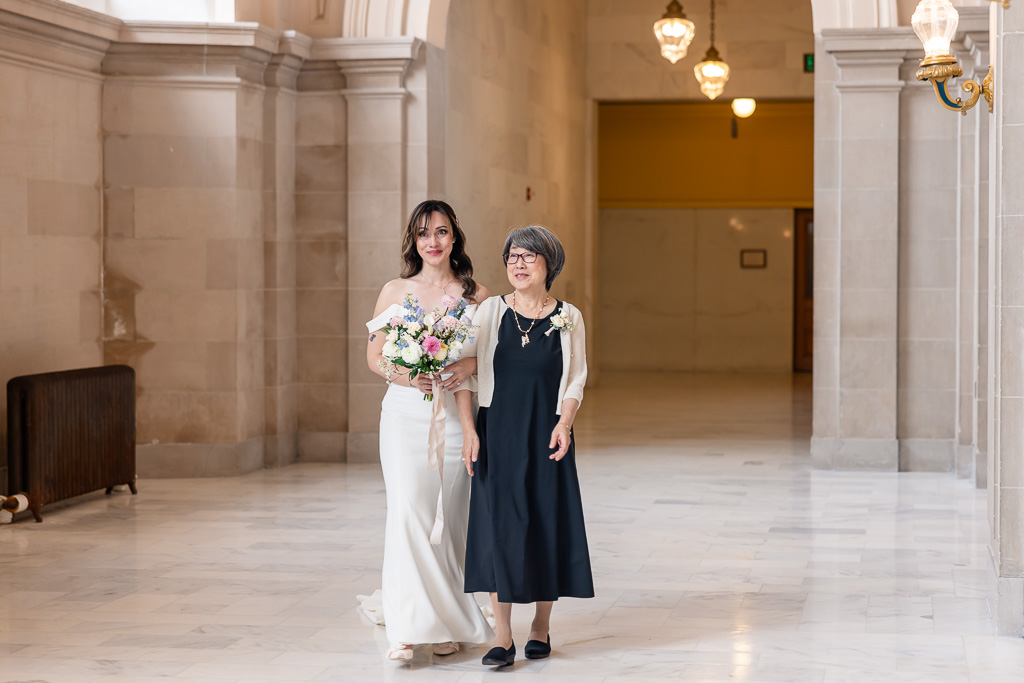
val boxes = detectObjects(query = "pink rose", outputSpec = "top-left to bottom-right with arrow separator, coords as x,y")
440,315 -> 458,329
441,294 -> 457,309
422,336 -> 441,356
390,317 -> 403,327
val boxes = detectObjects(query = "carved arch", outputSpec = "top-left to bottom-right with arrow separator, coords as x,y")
349,0 -> 904,40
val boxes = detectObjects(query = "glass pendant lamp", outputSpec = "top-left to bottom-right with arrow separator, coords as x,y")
694,0 -> 729,99
653,0 -> 696,64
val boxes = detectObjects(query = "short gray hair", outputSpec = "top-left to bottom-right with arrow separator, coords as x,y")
502,225 -> 565,291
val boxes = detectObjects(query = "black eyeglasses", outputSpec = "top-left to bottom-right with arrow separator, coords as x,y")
504,252 -> 538,265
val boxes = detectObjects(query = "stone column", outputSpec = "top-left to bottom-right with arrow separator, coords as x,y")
292,59 -> 349,462
813,36 -> 906,470
101,27 -> 276,477
953,16 -> 990,486
331,38 -> 421,463
987,1 -> 1024,637
973,44 -> 992,489
897,52 -> 960,472
262,34 -> 310,468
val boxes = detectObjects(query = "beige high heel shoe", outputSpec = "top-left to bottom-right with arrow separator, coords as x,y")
386,645 -> 414,662
432,641 -> 460,656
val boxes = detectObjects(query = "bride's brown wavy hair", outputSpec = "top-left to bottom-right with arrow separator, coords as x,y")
400,200 -> 480,302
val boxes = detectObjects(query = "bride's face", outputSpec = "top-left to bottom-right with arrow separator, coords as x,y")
416,212 -> 454,269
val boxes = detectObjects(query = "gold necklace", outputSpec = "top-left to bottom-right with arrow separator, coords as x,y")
419,273 -> 456,295
511,291 -> 549,347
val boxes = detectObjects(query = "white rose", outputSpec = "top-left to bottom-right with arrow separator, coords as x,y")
551,314 -> 566,327
407,322 -> 422,335
385,330 -> 399,343
382,340 -> 400,358
401,344 -> 423,364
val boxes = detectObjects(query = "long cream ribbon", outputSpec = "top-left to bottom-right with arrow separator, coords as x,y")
427,377 -> 446,545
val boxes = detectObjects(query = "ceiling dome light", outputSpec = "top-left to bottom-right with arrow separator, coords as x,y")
731,98 -> 756,118
653,0 -> 696,64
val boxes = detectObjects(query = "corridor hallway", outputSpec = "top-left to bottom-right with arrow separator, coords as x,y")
0,374 -> 1021,681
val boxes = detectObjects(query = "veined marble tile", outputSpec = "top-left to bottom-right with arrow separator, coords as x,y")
0,373 -> 1021,681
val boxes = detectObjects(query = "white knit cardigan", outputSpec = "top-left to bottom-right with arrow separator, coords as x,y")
466,295 -> 587,415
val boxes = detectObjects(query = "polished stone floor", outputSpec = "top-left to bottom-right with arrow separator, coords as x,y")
1,372 -> 1022,682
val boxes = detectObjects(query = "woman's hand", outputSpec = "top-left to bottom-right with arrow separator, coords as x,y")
410,372 -> 435,395
549,422 -> 571,461
462,428 -> 480,475
441,357 -> 476,391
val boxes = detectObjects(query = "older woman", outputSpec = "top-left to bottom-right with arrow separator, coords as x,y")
455,225 -> 594,668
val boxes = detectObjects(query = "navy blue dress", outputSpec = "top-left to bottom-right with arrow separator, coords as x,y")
464,302 -> 594,604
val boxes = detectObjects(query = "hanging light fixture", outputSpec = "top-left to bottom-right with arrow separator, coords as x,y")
693,0 -> 729,99
730,98 -> 755,138
731,98 -> 756,118
653,0 -> 696,64
911,0 -> 994,115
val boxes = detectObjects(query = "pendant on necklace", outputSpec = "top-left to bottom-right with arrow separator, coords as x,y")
521,334 -> 530,347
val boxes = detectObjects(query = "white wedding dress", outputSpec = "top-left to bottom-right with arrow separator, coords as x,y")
363,303 -> 493,648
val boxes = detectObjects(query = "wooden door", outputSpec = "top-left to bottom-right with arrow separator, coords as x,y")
793,209 -> 814,372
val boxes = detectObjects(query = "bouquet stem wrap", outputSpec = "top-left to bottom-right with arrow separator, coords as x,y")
427,377 -> 446,545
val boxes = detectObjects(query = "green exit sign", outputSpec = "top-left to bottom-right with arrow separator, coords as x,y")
804,53 -> 814,73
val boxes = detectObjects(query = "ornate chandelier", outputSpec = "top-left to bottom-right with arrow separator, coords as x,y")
694,0 -> 729,99
653,0 -> 696,64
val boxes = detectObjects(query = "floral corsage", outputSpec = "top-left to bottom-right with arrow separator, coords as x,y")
545,306 -> 574,336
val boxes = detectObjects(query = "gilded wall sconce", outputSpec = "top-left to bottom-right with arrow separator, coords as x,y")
912,0 -> 997,115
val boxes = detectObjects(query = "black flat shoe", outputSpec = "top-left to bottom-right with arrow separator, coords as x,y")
481,641 -> 516,667
524,635 -> 551,659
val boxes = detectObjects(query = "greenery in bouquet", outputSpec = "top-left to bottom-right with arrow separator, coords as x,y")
372,293 -> 476,401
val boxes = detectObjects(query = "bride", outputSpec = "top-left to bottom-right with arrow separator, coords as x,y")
363,199 -> 493,661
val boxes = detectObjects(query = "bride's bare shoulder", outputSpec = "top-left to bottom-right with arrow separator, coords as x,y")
374,278 -> 417,315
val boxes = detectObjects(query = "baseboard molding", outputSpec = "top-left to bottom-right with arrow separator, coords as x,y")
345,430 -> 379,463
297,431 -> 347,463
988,551 -> 1024,636
810,436 -> 898,471
899,439 -> 955,472
136,438 -> 265,478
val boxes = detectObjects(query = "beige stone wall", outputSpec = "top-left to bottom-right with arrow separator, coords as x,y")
445,0 -> 589,303
587,0 -> 814,102
0,7 -> 112,484
599,208 -> 795,372
101,40 -> 271,477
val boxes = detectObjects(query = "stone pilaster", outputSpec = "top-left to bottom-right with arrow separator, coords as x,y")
953,11 -> 990,486
988,0 -> 1024,637
324,38 -> 421,462
292,59 -> 348,463
262,33 -> 310,468
813,34 -> 906,470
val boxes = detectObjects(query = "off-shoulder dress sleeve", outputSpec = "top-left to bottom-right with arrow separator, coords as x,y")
366,303 -> 403,334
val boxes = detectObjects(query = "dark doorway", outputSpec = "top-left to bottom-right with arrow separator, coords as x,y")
793,209 -> 814,372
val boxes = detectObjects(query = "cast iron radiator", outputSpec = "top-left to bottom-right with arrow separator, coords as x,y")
7,365 -> 138,521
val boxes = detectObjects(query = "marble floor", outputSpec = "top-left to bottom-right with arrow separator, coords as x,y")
1,372 -> 1022,682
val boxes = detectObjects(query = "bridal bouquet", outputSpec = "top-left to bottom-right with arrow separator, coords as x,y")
374,293 -> 476,401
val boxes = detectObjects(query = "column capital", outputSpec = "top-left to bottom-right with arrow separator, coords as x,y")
310,36 -> 421,93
